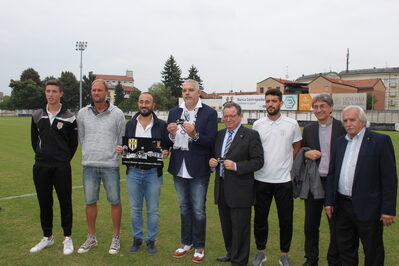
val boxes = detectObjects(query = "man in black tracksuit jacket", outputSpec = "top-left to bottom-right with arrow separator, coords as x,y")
30,79 -> 78,255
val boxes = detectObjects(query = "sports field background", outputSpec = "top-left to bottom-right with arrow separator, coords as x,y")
0,117 -> 398,265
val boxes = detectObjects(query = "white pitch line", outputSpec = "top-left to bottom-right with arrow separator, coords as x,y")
0,185 -> 83,201
0,179 -> 128,201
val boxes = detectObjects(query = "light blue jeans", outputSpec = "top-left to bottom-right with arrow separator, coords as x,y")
126,167 -> 162,241
173,175 -> 209,249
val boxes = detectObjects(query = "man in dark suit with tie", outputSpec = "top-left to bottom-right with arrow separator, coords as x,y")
301,94 -> 345,266
166,79 -> 218,263
210,102 -> 264,266
325,105 -> 397,266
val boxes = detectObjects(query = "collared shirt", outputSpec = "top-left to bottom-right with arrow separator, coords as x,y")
219,124 -> 241,173
177,98 -> 203,179
318,120 -> 333,176
135,114 -> 153,138
89,101 -> 110,115
338,127 -> 366,196
46,104 -> 62,125
253,114 -> 302,183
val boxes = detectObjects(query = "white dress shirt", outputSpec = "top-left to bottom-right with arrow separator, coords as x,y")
338,127 -> 366,196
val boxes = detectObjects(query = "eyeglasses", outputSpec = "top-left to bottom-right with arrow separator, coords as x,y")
223,114 -> 238,119
312,104 -> 329,110
139,100 -> 152,104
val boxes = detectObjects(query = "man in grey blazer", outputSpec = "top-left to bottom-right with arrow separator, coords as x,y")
210,102 -> 264,266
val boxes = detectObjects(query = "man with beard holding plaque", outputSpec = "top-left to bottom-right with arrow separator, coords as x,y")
117,93 -> 169,254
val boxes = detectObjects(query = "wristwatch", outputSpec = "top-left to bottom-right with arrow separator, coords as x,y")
192,132 -> 199,142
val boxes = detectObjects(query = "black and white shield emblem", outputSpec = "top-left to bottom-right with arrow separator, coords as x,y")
128,138 -> 137,150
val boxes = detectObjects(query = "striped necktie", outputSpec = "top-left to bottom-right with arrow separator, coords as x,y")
221,130 -> 233,177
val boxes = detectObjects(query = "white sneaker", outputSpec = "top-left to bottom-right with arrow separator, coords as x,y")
30,236 -> 54,253
63,236 -> 74,255
109,235 -> 120,255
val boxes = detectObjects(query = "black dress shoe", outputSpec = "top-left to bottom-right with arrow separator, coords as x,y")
303,260 -> 318,266
216,255 -> 231,262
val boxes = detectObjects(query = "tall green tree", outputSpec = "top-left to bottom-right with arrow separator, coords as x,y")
9,79 -> 43,109
148,82 -> 176,110
82,72 -> 96,107
20,68 -> 41,86
161,55 -> 182,100
0,95 -> 12,110
114,81 -> 125,106
119,90 -> 141,112
59,71 -> 79,110
187,65 -> 203,90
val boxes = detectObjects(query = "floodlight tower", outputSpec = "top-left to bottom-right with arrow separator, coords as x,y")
75,41 -> 88,109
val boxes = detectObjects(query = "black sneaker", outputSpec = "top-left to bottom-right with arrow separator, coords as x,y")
146,240 -> 157,254
129,238 -> 142,253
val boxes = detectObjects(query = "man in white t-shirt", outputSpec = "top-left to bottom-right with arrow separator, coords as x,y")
252,88 -> 302,266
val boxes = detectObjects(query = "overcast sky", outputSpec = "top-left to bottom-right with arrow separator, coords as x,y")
1,0 -> 398,96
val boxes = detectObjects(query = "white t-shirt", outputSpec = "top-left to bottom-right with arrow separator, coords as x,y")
253,115 -> 302,183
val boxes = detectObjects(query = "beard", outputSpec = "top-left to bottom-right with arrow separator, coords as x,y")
139,108 -> 152,117
267,106 -> 280,116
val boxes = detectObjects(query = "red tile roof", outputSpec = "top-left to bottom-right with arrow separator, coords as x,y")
271,78 -> 295,84
323,77 -> 379,89
108,84 -> 139,92
94,74 -> 134,82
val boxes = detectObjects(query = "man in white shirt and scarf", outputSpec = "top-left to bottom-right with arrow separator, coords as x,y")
166,79 -> 218,263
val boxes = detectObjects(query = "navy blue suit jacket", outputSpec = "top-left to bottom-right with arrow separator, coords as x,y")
325,129 -> 397,222
166,103 -> 218,178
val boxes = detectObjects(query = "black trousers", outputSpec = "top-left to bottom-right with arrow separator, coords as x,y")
304,193 -> 341,265
33,164 -> 73,237
218,179 -> 251,266
254,180 -> 293,252
335,194 -> 384,266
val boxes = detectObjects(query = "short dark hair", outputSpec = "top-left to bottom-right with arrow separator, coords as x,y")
139,92 -> 154,102
45,79 -> 63,92
265,88 -> 282,101
312,94 -> 333,107
223,102 -> 242,115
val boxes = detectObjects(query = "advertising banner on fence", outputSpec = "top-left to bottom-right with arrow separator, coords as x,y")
297,93 -> 367,111
281,94 -> 298,110
298,94 -> 313,111
222,95 -> 265,110
332,93 -> 367,110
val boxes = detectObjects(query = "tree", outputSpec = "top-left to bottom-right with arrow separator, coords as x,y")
148,82 -> 177,110
114,81 -> 125,106
187,65 -> 203,90
9,79 -> 43,109
82,72 -> 96,107
42,75 -> 57,85
0,95 -> 12,110
367,93 -> 378,110
20,68 -> 42,86
59,71 -> 79,110
119,90 -> 141,112
161,55 -> 182,101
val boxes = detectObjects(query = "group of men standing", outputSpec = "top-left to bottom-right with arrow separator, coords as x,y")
30,77 -> 397,266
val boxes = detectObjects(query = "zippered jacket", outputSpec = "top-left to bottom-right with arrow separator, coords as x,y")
31,104 -> 78,166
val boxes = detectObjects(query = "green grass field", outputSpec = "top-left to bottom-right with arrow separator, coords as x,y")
0,117 -> 398,266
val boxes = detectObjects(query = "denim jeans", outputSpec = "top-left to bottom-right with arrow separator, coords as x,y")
82,166 -> 120,204
126,167 -> 162,242
173,175 -> 210,249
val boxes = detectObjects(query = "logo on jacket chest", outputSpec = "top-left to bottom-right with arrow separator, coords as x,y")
56,122 -> 64,130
